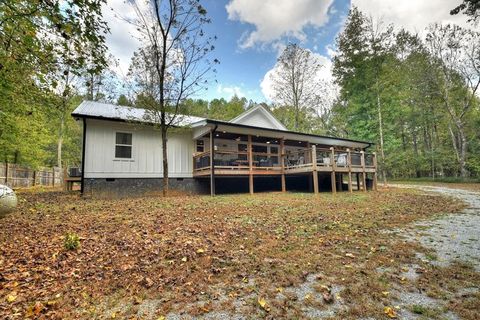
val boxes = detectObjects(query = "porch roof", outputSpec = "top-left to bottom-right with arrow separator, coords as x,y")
191,119 -> 373,150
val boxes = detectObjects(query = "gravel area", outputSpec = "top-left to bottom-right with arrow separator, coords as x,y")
392,184 -> 480,271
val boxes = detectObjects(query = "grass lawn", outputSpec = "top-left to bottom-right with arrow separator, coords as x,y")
0,188 -> 477,319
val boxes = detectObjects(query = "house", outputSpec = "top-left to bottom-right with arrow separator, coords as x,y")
72,101 -> 377,197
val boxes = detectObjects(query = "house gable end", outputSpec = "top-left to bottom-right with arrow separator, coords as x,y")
230,105 -> 287,131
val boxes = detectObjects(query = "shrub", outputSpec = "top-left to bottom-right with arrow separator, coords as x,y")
64,233 -> 80,250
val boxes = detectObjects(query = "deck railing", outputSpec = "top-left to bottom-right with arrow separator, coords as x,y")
193,147 -> 376,174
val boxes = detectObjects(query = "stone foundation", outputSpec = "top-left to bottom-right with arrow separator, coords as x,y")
83,178 -> 210,198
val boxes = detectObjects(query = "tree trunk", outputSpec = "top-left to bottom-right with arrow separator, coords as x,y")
376,79 -> 387,186
456,121 -> 468,178
448,123 -> 460,177
57,114 -> 65,169
161,126 -> 169,196
412,132 -> 420,178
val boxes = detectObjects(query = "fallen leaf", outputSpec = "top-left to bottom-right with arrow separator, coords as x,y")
382,291 -> 390,297
196,248 -> 205,253
6,292 -> 17,303
322,292 -> 334,304
345,253 -> 355,258
33,302 -> 43,316
258,297 -> 270,311
181,257 -> 187,262
384,306 -> 397,318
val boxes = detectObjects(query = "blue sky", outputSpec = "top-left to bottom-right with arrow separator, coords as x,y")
198,0 -> 349,102
104,0 -> 471,103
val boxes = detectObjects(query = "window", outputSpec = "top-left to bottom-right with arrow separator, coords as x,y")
115,132 -> 132,158
196,140 -> 204,152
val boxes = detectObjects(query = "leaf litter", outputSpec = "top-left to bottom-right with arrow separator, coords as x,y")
0,188 -> 472,319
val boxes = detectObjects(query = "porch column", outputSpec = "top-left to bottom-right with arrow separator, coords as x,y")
280,138 -> 286,192
373,152 -> 378,191
330,147 -> 336,194
248,135 -> 254,194
312,145 -> 319,194
360,150 -> 367,192
210,130 -> 216,196
347,149 -> 353,193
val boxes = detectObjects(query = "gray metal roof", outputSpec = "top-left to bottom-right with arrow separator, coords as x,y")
72,101 -> 205,126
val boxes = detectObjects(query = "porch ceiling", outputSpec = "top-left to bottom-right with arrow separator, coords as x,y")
192,121 -> 372,150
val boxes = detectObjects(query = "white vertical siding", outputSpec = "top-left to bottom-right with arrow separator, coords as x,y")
84,119 -> 194,178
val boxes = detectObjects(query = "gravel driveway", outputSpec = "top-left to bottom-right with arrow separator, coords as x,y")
391,184 -> 480,271
388,184 -> 480,319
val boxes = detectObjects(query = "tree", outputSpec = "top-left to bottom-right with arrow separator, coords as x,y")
269,43 -> 325,131
0,0 -> 109,169
426,23 -> 480,178
128,0 -> 217,195
333,7 -> 394,184
451,0 -> 480,23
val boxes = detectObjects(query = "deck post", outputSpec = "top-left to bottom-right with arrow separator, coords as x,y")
356,173 -> 360,191
330,147 -> 336,194
347,149 -> 353,193
360,150 -> 367,192
312,145 -> 319,194
373,152 -> 378,191
248,135 -> 254,194
280,138 -> 286,192
210,130 -> 216,196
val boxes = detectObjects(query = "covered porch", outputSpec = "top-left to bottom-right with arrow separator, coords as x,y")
191,121 -> 377,196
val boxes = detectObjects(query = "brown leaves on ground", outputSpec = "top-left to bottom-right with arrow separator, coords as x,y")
0,189 -> 465,318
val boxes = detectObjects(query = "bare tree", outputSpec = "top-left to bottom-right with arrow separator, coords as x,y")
129,0 -> 216,195
426,23 -> 480,178
269,43 -> 325,131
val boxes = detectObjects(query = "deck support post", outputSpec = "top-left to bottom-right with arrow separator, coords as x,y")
373,152 -> 378,191
280,138 -> 286,192
210,129 -> 216,196
356,173 -> 360,191
312,145 -> 319,194
360,150 -> 367,192
248,135 -> 254,195
330,147 -> 336,194
347,149 -> 353,193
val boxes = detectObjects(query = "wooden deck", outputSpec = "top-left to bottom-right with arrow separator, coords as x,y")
193,143 -> 377,195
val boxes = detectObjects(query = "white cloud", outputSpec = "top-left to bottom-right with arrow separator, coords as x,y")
352,0 -> 474,33
261,51 -> 334,101
226,0 -> 335,49
216,84 -> 246,98
102,0 -> 142,77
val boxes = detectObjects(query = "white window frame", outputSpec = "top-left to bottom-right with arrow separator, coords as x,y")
114,131 -> 134,160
